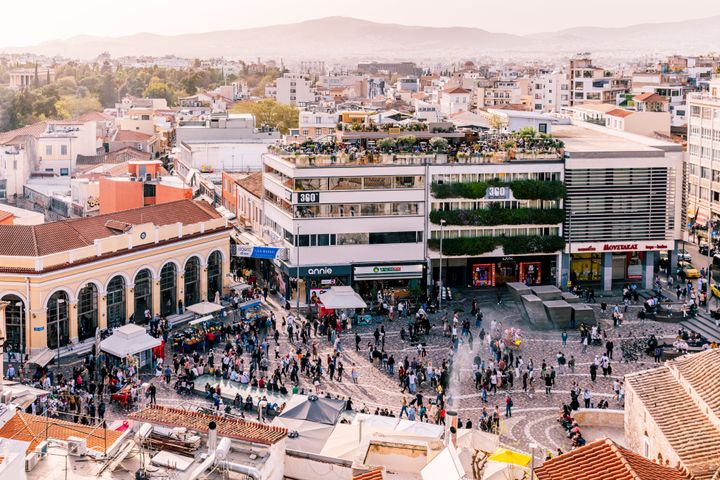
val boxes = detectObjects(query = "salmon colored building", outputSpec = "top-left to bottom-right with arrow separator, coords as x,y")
99,160 -> 192,214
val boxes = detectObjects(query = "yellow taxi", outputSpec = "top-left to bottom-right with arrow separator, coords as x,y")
711,283 -> 720,299
684,267 -> 701,279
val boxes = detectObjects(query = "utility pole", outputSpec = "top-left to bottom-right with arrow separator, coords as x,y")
296,225 -> 301,313
439,219 -> 446,308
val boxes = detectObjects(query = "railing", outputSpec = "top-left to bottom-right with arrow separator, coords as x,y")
688,92 -> 720,105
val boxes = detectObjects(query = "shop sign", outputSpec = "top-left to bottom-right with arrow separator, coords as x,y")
572,242 -> 672,253
234,245 -> 282,259
354,264 -> 424,275
34,326 -> 44,331
300,265 -> 352,277
603,243 -> 639,251
296,191 -> 321,204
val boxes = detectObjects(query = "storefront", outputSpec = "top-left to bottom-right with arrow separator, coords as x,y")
353,263 -> 426,300
277,264 -> 353,305
453,255 -> 556,288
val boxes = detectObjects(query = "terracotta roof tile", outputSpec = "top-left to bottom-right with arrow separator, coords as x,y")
634,92 -> 667,102
0,210 -> 14,223
671,349 -> 720,419
0,122 -> 47,145
353,467 -> 384,480
535,437 -> 690,480
113,130 -> 153,142
443,86 -> 470,94
236,172 -> 263,198
0,199 -> 221,257
0,412 -> 124,453
606,108 -> 634,118
78,111 -> 114,122
128,405 -> 287,445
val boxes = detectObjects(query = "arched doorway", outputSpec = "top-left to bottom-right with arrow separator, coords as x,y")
134,269 -> 153,322
106,276 -> 126,328
47,291 -> 70,350
160,263 -> 177,317
1,294 -> 25,357
184,257 -> 200,307
77,283 -> 98,341
207,251 -> 222,301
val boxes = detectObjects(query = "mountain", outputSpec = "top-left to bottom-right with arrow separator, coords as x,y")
3,15 -> 720,61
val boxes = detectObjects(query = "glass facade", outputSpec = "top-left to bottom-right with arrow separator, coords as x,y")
184,257 -> 200,306
77,283 -> 98,341
160,263 -> 177,317
106,276 -> 126,328
1,295 -> 25,354
134,269 -> 153,321
207,251 -> 222,301
47,291 -> 70,349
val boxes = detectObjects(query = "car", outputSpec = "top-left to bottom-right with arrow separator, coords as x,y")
699,244 -> 717,256
711,283 -> 720,299
684,266 -> 701,279
678,250 -> 692,261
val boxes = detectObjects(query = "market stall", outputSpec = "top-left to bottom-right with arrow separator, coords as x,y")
171,318 -> 224,352
236,299 -> 271,325
318,286 -> 367,328
100,324 -> 161,373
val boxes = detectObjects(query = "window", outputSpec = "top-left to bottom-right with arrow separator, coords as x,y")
369,231 -> 418,244
363,176 -> 392,189
45,145 -> 52,156
106,276 -> 126,328
328,177 -> 362,190
702,167 -> 711,179
60,168 -> 69,176
60,145 -> 68,155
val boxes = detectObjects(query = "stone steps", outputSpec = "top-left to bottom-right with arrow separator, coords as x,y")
680,313 -> 720,342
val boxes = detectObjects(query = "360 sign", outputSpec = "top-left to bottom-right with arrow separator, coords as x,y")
297,192 -> 320,203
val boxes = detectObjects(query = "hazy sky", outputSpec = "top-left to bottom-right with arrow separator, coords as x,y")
3,0 -> 720,47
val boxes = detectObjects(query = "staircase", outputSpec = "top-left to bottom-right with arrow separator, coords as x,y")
680,312 -> 720,342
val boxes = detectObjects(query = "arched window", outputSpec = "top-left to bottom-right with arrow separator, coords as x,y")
160,263 -> 177,317
134,269 -> 153,322
77,283 -> 98,341
106,276 -> 126,328
184,257 -> 200,307
207,251 -> 222,301
1,294 -> 25,356
47,291 -> 70,349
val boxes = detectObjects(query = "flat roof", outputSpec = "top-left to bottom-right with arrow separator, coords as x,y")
553,123 -> 682,158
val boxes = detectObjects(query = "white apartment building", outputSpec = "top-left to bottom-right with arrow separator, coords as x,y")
569,56 -> 630,106
414,99 -> 442,123
274,73 -> 317,106
262,151 -> 427,305
686,77 -> 720,241
298,111 -> 338,140
532,72 -> 570,113
631,72 -> 688,129
476,78 -> 530,109
439,87 -> 471,115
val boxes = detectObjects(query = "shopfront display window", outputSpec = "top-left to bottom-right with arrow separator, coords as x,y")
570,253 -> 601,283
519,262 -> 541,285
496,259 -> 518,284
472,264 -> 495,287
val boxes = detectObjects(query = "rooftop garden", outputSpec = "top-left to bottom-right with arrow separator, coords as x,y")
269,130 -> 564,158
429,235 -> 565,256
430,206 -> 565,226
432,179 -> 566,201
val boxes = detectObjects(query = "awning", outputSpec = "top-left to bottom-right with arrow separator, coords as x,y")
189,315 -> 214,325
487,447 -> 532,467
100,324 -> 161,358
318,286 -> 367,309
353,264 -> 424,281
186,301 -> 223,315
696,207 -> 710,226
227,282 -> 252,291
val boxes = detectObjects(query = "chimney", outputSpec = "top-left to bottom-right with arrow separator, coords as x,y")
207,421 -> 217,453
445,411 -> 458,447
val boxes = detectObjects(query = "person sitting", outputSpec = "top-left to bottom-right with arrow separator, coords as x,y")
244,395 -> 254,411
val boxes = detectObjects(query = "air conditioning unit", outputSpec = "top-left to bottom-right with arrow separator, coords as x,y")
130,176 -> 137,182
25,452 -> 39,471
67,436 -> 87,456
35,440 -> 49,458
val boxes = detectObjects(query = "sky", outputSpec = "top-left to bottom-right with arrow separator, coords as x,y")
3,0 -> 720,47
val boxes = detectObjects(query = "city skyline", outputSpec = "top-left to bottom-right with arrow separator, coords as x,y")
3,0 -> 720,48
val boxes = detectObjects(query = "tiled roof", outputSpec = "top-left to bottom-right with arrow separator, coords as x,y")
113,129 -> 153,142
625,351 -> 720,480
236,172 -> 263,198
128,405 -> 288,445
0,210 -> 14,223
0,199 -> 221,257
78,111 -> 114,122
77,147 -> 152,165
606,108 -> 634,118
353,467 -> 384,480
634,92 -> 666,102
0,122 -> 47,145
443,86 -> 470,94
535,438 -> 689,480
0,411 -> 124,453
669,349 -> 720,427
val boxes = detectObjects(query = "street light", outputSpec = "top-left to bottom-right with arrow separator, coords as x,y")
439,219 -> 446,308
296,225 -> 301,313
56,298 -> 65,369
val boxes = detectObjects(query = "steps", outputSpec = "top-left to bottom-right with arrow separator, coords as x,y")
680,313 -> 720,342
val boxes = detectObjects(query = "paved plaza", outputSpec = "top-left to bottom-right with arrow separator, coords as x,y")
103,286 -> 680,455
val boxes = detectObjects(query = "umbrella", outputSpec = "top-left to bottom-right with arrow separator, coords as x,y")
482,461 -> 526,480
487,448 -> 532,467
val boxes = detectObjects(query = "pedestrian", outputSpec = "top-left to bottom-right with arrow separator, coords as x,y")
589,363 -> 597,382
351,364 -> 359,384
561,330 -> 568,347
582,335 -> 588,353
583,389 -> 591,408
544,374 -> 552,395
148,384 -> 157,405
568,355 -> 575,374
164,366 -> 172,384
505,395 -> 513,417
606,340 -> 614,360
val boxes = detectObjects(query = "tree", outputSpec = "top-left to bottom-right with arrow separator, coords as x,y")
489,114 -> 508,132
99,73 -> 117,107
230,99 -> 298,134
429,137 -> 449,152
55,94 -> 102,119
144,77 -> 175,105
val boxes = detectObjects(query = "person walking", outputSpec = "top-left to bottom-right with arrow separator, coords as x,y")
148,384 -> 157,405
544,374 -> 552,395
505,395 -> 513,417
583,389 -> 591,408
561,330 -> 568,347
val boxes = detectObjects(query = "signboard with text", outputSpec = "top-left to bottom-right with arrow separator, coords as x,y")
234,245 -> 283,259
296,191 -> 321,204
571,241 -> 672,254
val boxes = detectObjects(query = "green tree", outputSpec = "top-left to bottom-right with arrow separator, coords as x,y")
230,99 -> 298,134
144,77 -> 175,105
55,94 -> 102,119
99,73 -> 117,107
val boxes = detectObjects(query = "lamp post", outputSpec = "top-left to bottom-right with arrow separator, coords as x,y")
708,218 -> 713,313
56,298 -> 65,369
439,219 -> 446,308
529,442 -> 538,479
296,225 -> 301,313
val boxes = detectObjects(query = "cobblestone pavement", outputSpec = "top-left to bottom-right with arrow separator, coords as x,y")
99,288 -> 680,454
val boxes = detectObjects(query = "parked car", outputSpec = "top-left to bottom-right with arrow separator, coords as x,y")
711,283 -> 720,299
678,250 -> 692,261
684,266 -> 701,279
699,243 -> 716,256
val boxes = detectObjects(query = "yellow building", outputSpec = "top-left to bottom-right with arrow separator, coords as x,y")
0,199 -> 231,359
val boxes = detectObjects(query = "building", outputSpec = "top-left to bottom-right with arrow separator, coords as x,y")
262,150 -> 428,304
222,171 -> 264,233
357,62 -> 421,76
533,71 -> 570,113
631,72 -> 689,129
0,204 -> 44,225
535,437 -> 690,480
298,111 -> 338,141
274,73 -> 316,106
0,200 -> 230,359
108,129 -> 162,157
569,56 -> 630,106
476,78 -> 531,110
568,103 -> 671,137
557,122 -> 683,290
7,67 -> 55,90
414,99 -> 442,123
624,349 -> 720,479
686,77 -> 720,240
439,86 -> 472,115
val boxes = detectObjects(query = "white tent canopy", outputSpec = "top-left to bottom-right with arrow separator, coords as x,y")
186,301 -> 223,315
318,286 -> 367,309
100,324 -> 161,358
